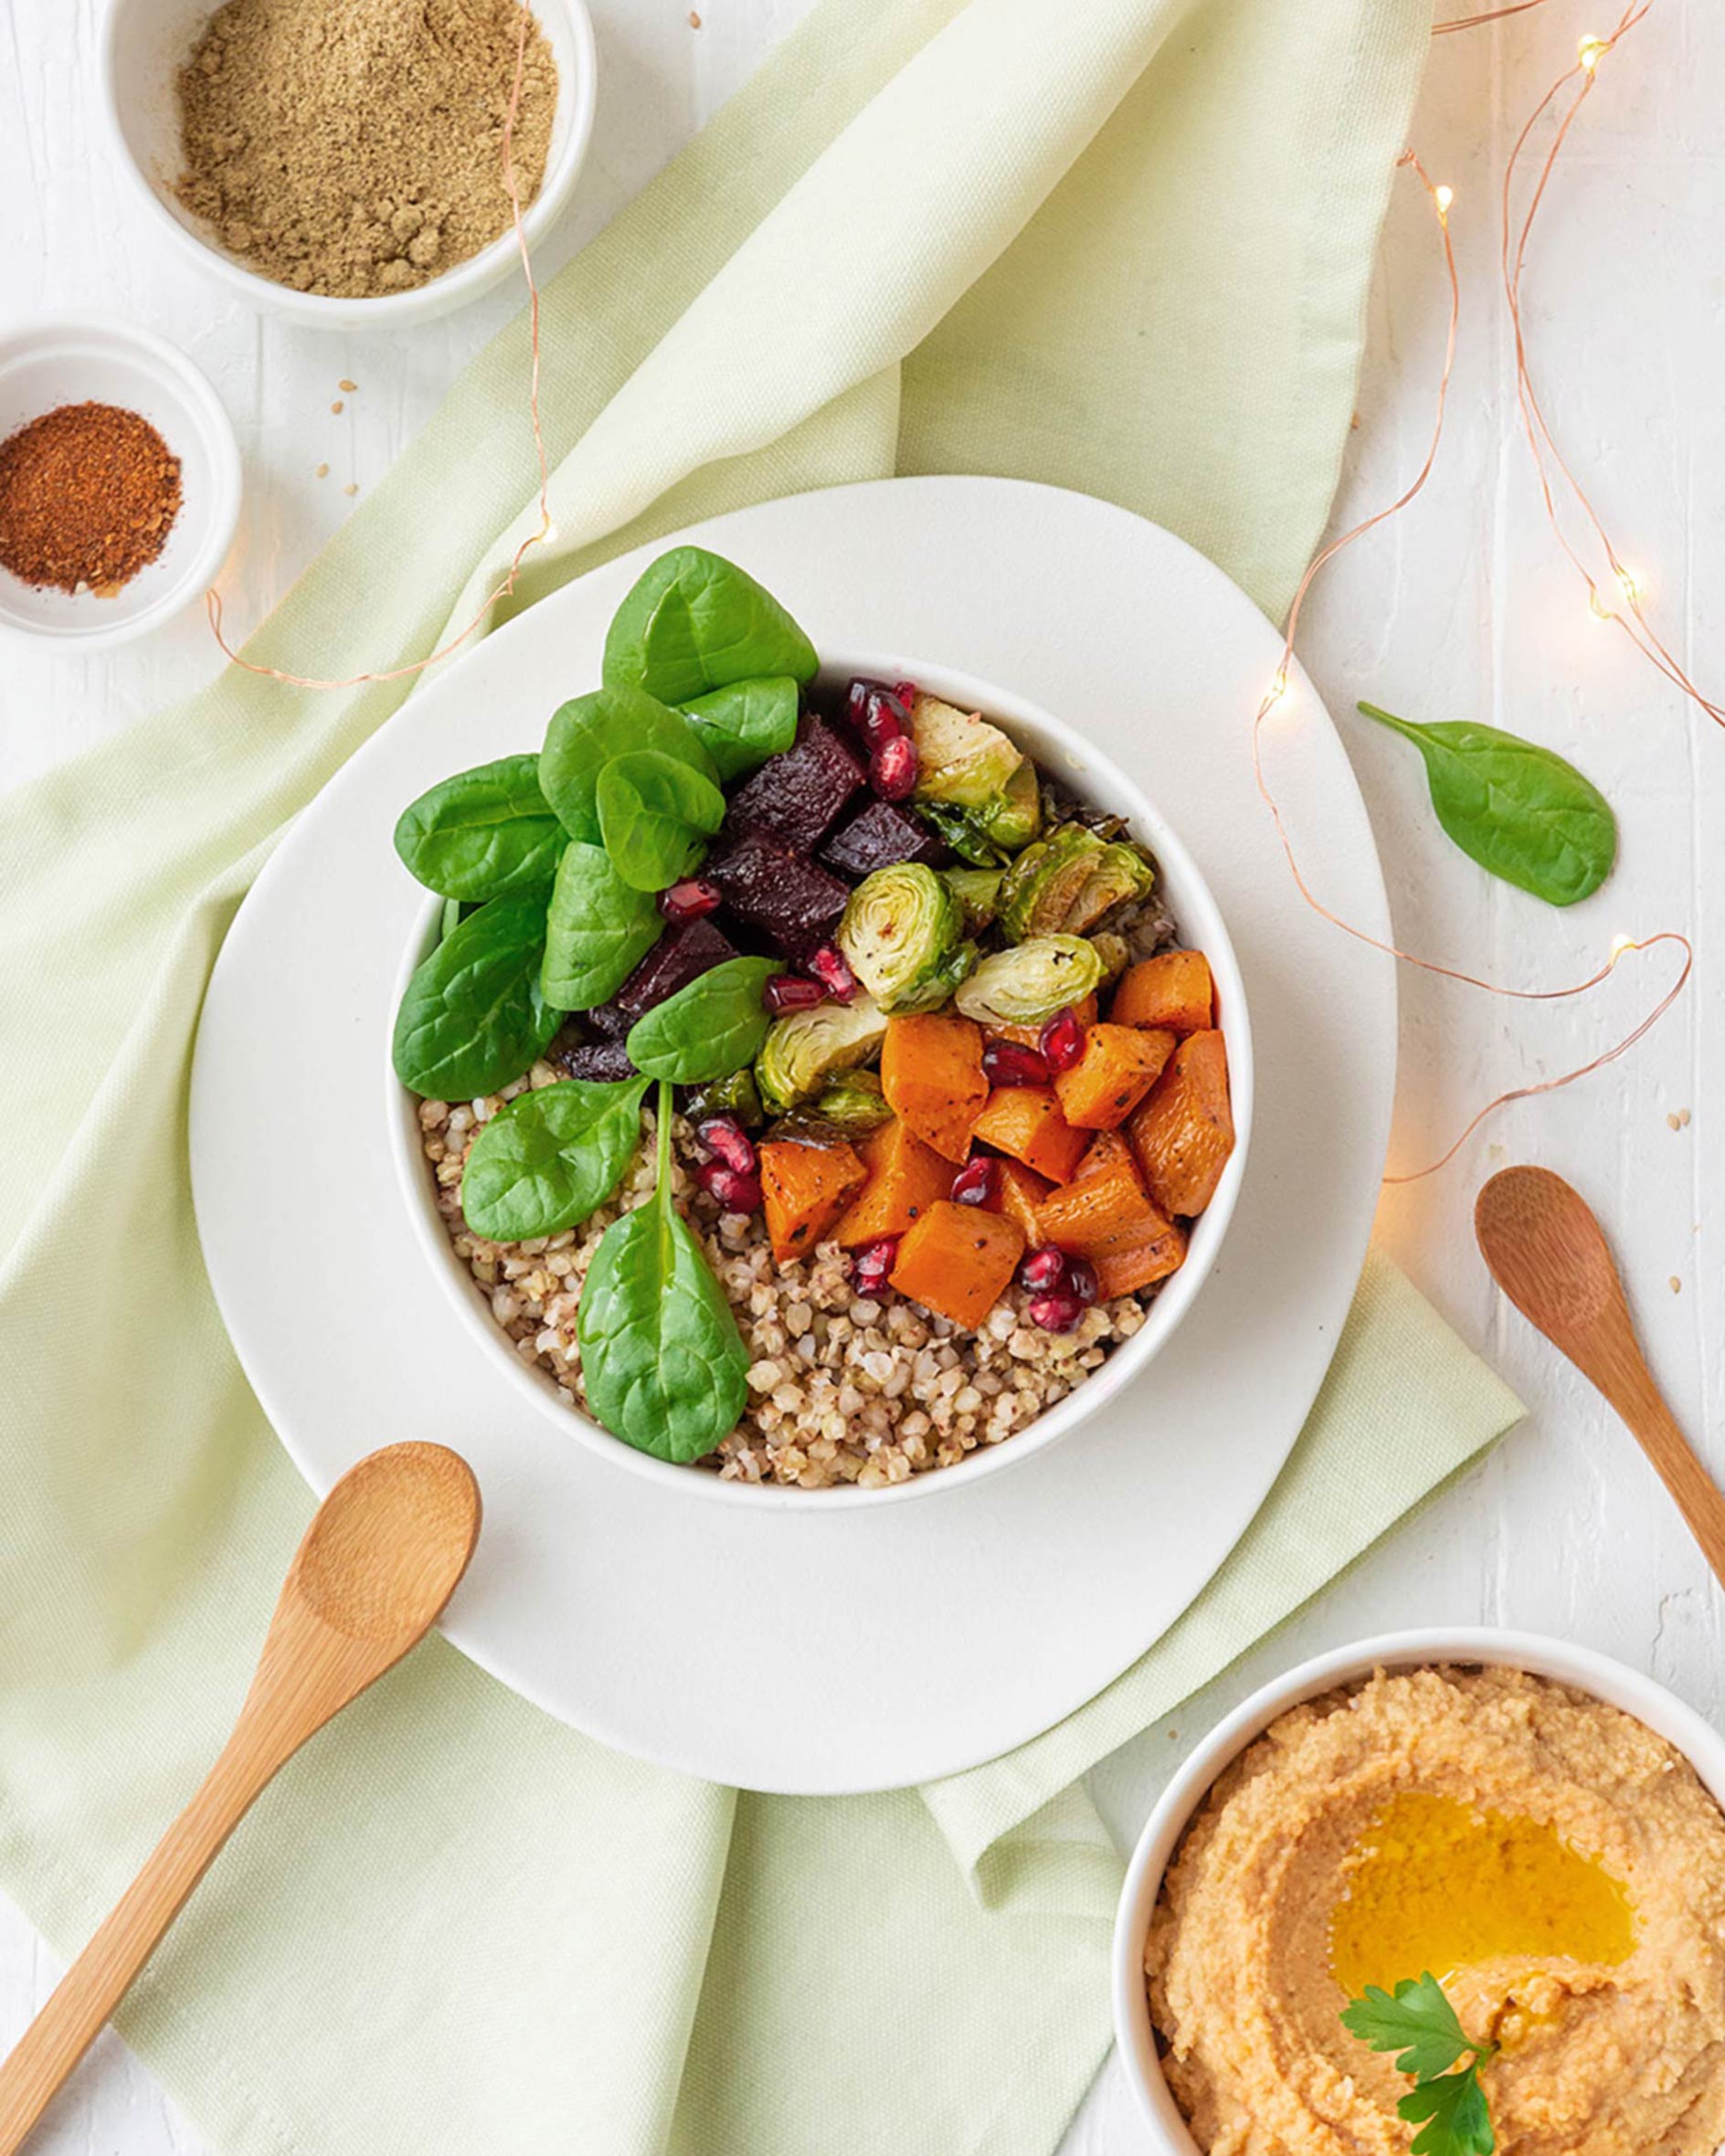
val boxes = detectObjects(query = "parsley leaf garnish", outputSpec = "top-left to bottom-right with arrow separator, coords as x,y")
1341,1972 -> 1497,2156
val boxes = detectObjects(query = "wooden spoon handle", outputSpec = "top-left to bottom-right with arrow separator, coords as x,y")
1620,1384 -> 1725,1591
0,1735 -> 275,2156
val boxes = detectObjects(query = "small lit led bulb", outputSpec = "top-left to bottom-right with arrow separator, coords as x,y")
1578,35 -> 1609,72
1434,185 -> 1455,220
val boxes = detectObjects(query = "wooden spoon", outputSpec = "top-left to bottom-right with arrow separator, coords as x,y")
1476,1165 -> 1725,1586
0,1442 -> 481,2156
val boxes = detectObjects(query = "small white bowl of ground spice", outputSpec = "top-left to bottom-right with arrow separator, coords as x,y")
101,0 -> 596,330
0,315 -> 241,650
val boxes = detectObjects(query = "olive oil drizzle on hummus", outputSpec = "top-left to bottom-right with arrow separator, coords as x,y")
1328,1791 -> 1636,2001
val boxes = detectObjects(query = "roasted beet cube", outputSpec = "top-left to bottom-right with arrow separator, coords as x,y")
583,920 -> 736,1035
819,798 -> 947,878
553,1037 -> 639,1083
706,832 -> 850,964
723,714 -> 863,853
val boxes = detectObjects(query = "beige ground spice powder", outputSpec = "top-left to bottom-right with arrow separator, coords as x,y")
175,0 -> 556,300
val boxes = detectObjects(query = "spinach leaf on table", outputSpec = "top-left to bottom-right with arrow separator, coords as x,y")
460,1075 -> 650,1241
394,755 -> 564,900
679,676 -> 799,781
1359,703 -> 1616,907
596,750 -> 726,893
393,893 -> 561,1100
540,840 -> 663,1011
577,1085 -> 749,1463
625,956 -> 778,1083
602,547 -> 818,705
539,686 -> 718,844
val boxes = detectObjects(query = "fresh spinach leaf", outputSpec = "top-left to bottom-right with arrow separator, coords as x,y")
596,750 -> 725,893
539,685 -> 719,843
576,1086 -> 749,1462
393,893 -> 561,1100
394,755 -> 564,900
602,547 -> 818,705
460,1076 -> 649,1241
624,956 -> 777,1083
439,895 -> 463,944
1359,703 -> 1616,907
679,676 -> 799,781
540,840 -> 663,1011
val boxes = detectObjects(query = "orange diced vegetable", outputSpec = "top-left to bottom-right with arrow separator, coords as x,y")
832,1118 -> 955,1247
986,1157 -> 1053,1242
890,1201 -> 1025,1330
1037,1130 -> 1187,1295
760,1138 -> 866,1266
1127,1029 -> 1235,1217
984,994 -> 1097,1052
1110,950 -> 1213,1035
1053,1022 -> 1177,1130
970,1086 -> 1091,1183
881,1011 -> 988,1163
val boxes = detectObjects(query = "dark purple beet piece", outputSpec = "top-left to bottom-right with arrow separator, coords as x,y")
723,713 -> 864,854
554,1037 -> 639,1083
603,917 -> 736,1030
819,797 -> 947,878
706,832 -> 850,963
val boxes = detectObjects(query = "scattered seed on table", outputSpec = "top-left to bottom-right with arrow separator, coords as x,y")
315,461 -> 329,478
338,378 -> 356,393
344,481 -> 358,496
689,8 -> 701,22
1680,1107 -> 1692,1127
331,399 -> 344,414
1668,1112 -> 1682,1130
1670,1276 -> 1682,1294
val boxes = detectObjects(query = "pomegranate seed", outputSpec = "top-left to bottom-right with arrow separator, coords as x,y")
697,1161 -> 763,1212
695,1114 -> 757,1177
852,1237 -> 900,1295
809,944 -> 858,1003
1064,1256 -> 1100,1306
659,877 -> 722,923
1028,1291 -> 1085,1334
871,735 -> 918,801
982,1040 -> 1051,1087
1040,1005 -> 1086,1073
893,679 -> 920,709
764,974 -> 825,1015
1018,1244 -> 1068,1294
845,677 -> 905,752
845,675 -> 888,727
949,1156 -> 997,1207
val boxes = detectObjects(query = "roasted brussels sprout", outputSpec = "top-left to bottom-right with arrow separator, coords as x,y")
755,993 -> 889,1114
836,863 -> 968,1013
954,935 -> 1105,1027
687,1065 -> 767,1129
811,1068 -> 894,1132
1090,930 -> 1131,986
941,865 -> 1005,935
907,695 -> 1042,863
998,823 -> 1154,941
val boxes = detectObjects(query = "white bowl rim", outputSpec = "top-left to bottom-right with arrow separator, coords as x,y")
0,311 -> 242,650
386,648 -> 1254,1507
97,0 -> 598,327
1109,1625 -> 1725,2154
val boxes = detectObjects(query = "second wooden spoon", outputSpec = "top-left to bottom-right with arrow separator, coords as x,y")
1476,1164 -> 1725,1587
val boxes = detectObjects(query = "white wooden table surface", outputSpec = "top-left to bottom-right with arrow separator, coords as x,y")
3,3 -> 1719,2151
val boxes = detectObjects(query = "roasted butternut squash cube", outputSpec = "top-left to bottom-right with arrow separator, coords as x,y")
970,1085 -> 1090,1183
1037,1130 -> 1187,1295
890,1201 -> 1025,1330
832,1118 -> 955,1247
1126,1029 -> 1234,1217
1053,1022 -> 1177,1130
881,1011 -> 988,1163
1110,949 -> 1213,1035
985,1157 -> 1053,1242
760,1138 -> 866,1265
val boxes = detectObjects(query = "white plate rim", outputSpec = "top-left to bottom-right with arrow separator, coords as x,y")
189,475 -> 1396,1793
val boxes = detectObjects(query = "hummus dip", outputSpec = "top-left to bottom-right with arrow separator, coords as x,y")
1145,1665 -> 1725,2156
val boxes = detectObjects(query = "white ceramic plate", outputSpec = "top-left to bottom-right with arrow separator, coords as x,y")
189,477 -> 1395,1794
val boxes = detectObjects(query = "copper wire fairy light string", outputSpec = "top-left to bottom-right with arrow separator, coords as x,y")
1252,146 -> 1692,1185
205,0 -> 555,687
1434,0 -> 1551,37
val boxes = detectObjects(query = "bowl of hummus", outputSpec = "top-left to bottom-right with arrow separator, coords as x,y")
1111,1629 -> 1725,2156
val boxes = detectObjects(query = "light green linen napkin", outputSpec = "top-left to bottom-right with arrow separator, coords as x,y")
0,3 -> 1523,2152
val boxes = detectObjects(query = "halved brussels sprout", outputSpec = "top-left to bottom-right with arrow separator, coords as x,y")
756,993 -> 888,1115
812,1068 -> 894,1132
954,935 -> 1105,1027
907,695 -> 1042,864
687,1065 -> 766,1129
1090,930 -> 1131,986
998,823 -> 1154,941
942,866 -> 1004,935
836,863 -> 967,1013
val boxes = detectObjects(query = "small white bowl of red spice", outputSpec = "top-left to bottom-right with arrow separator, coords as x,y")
0,314 -> 241,650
